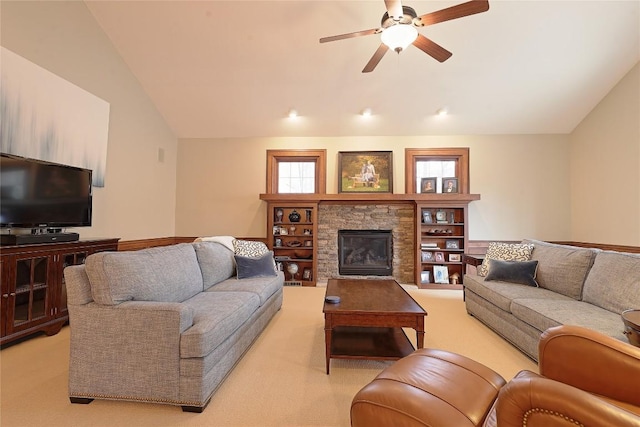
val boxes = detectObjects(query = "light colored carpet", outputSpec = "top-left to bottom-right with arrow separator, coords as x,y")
0,286 -> 536,427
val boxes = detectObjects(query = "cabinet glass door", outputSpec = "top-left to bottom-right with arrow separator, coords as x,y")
0,258 -> 5,337
13,256 -> 51,328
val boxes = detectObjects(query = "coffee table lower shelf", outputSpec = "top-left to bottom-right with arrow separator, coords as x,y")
329,326 -> 415,362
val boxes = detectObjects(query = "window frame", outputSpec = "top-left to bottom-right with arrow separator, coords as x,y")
404,148 -> 470,194
266,149 -> 326,194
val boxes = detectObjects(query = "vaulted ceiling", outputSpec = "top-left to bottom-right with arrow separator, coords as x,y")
86,1 -> 640,139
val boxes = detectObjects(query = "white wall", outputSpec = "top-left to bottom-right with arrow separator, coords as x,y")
176,135 -> 571,241
570,63 -> 640,245
1,1 -> 178,240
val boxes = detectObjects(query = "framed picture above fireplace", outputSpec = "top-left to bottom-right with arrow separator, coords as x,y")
338,151 -> 393,193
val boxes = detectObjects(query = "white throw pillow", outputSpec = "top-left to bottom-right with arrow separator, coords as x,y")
193,235 -> 236,252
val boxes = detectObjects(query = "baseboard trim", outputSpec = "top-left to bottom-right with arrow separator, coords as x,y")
467,240 -> 640,254
117,237 -> 195,251
117,236 -> 267,251
551,241 -> 640,254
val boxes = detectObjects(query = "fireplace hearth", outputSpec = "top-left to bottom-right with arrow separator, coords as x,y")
338,230 -> 392,276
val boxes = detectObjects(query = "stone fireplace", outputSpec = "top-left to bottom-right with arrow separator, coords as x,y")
316,204 -> 414,283
338,229 -> 393,276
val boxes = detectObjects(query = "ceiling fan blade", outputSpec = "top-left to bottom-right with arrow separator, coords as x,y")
412,34 -> 452,62
362,44 -> 389,73
418,0 -> 489,27
384,0 -> 404,20
320,28 -> 380,43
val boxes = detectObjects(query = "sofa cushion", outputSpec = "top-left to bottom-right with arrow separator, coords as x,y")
464,274 -> 570,312
193,241 -> 235,290
207,272 -> 284,305
485,259 -> 539,287
86,243 -> 203,305
522,239 -> 598,300
180,291 -> 261,358
235,251 -> 277,279
510,298 -> 628,341
582,251 -> 640,314
478,242 -> 534,277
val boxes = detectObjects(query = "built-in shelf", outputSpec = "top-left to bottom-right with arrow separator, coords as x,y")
260,193 -> 481,287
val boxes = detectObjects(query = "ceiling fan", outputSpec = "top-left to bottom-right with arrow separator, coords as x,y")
319,0 -> 489,73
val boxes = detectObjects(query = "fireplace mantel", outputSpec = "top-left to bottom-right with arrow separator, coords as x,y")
259,193 -> 481,204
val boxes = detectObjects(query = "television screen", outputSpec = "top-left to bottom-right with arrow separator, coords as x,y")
0,153 -> 92,228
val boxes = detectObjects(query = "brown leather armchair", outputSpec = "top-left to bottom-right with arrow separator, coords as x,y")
351,325 -> 640,427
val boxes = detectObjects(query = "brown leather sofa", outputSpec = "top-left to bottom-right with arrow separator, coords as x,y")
351,325 -> 640,427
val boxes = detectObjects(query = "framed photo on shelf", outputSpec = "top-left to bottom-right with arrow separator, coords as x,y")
435,252 -> 445,262
302,268 -> 312,280
420,271 -> 431,283
422,210 -> 433,224
442,177 -> 458,193
420,177 -> 437,193
433,265 -> 449,284
449,254 -> 461,262
338,151 -> 393,193
445,240 -> 460,249
421,251 -> 434,262
274,208 -> 284,223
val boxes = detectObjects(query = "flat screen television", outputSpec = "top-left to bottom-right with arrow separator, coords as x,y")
0,153 -> 93,229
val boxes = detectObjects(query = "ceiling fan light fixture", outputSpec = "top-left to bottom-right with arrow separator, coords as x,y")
381,24 -> 418,52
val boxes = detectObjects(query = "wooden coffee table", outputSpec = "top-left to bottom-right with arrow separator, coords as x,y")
323,278 -> 427,374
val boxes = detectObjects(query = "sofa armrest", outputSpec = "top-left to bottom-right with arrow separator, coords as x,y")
68,301 -> 195,402
492,376 -> 640,427
539,325 -> 640,407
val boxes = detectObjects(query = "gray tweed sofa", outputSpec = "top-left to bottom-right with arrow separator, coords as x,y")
64,241 -> 283,412
464,239 -> 640,361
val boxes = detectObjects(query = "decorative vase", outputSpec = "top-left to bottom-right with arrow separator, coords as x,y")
305,209 -> 312,222
288,210 -> 301,222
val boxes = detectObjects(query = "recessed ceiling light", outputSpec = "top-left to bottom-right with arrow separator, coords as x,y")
288,109 -> 298,119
